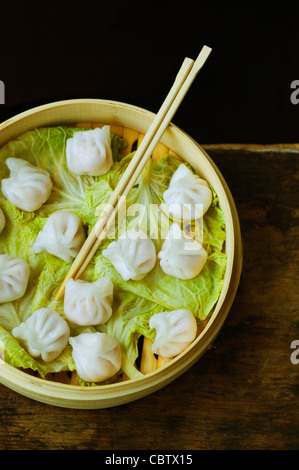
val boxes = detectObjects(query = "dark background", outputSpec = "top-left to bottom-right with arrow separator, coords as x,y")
1,3 -> 299,452
0,1 -> 299,144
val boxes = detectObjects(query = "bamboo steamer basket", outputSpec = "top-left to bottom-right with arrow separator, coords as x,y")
0,99 -> 242,409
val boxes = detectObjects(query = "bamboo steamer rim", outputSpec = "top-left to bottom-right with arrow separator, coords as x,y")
0,99 -> 243,409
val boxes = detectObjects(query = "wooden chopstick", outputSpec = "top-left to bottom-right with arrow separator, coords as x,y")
74,48 -> 212,280
55,46 -> 212,301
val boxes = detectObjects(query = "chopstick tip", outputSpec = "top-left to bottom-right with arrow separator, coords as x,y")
202,45 -> 213,57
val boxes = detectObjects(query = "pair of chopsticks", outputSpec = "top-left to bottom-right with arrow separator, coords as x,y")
55,45 -> 212,301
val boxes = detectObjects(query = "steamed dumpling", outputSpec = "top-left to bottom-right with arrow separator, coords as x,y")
12,308 -> 70,362
0,208 -> 5,234
158,223 -> 208,280
102,229 -> 156,281
64,276 -> 113,326
149,309 -> 197,357
163,164 -> 212,220
69,332 -> 122,382
33,210 -> 86,262
0,254 -> 30,303
66,126 -> 113,176
1,158 -> 52,212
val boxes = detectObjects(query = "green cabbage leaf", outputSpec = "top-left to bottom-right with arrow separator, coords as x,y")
0,126 -> 226,382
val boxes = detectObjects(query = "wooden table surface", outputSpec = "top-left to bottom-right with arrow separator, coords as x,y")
0,143 -> 298,451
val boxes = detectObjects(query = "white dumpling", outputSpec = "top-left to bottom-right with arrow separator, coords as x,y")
0,208 -> 5,234
102,229 -> 156,281
1,158 -> 52,212
66,126 -> 113,176
69,332 -> 121,382
12,308 -> 70,362
64,276 -> 113,326
163,164 -> 212,220
158,223 -> 207,280
33,210 -> 86,262
0,254 -> 30,303
149,309 -> 197,357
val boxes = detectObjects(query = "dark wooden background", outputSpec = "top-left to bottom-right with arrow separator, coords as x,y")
0,2 -> 299,452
